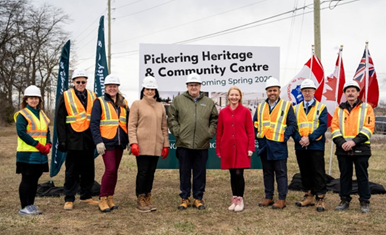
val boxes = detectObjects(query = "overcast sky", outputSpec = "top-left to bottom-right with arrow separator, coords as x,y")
33,0 -> 386,104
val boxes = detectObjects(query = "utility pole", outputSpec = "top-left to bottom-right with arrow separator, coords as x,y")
314,0 -> 321,60
107,0 -> 111,72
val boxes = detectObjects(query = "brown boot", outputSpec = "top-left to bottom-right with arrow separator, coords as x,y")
295,190 -> 315,207
178,198 -> 190,210
272,199 -> 286,209
80,198 -> 99,206
258,198 -> 274,207
137,194 -> 151,213
145,194 -> 156,212
193,198 -> 205,210
315,195 -> 325,212
99,197 -> 111,212
107,195 -> 118,210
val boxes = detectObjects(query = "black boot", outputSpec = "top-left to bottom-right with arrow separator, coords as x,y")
335,198 -> 350,211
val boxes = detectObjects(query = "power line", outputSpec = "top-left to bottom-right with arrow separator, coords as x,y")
115,0 -> 143,9
110,0 -> 358,57
115,0 -> 175,19
113,0 -> 270,45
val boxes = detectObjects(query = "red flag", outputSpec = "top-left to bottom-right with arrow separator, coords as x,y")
321,47 -> 345,126
281,52 -> 324,105
353,44 -> 379,108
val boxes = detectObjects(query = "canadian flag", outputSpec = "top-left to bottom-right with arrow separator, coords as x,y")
321,47 -> 345,126
281,50 -> 324,105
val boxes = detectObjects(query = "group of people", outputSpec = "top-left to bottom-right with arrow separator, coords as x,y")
15,70 -> 375,216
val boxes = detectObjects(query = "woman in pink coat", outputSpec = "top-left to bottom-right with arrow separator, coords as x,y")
216,86 -> 255,212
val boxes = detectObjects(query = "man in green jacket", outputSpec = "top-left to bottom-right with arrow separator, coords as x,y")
168,73 -> 218,210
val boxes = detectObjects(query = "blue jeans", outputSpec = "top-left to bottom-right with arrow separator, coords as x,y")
177,147 -> 208,200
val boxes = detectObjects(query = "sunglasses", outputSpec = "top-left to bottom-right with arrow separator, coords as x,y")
75,81 -> 87,84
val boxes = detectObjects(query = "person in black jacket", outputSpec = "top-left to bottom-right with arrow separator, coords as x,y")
331,80 -> 375,213
56,69 -> 99,210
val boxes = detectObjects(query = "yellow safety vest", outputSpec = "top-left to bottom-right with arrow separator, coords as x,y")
254,99 -> 291,142
294,100 -> 325,141
64,89 -> 96,132
98,97 -> 128,139
14,108 -> 50,152
331,103 -> 373,144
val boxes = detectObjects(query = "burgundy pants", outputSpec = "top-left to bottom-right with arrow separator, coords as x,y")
100,148 -> 123,197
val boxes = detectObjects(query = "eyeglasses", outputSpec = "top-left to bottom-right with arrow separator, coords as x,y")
75,81 -> 87,84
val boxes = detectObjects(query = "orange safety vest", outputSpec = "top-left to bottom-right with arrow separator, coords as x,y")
294,100 -> 325,141
254,99 -> 291,142
64,89 -> 96,132
14,108 -> 50,152
331,102 -> 374,144
98,96 -> 128,139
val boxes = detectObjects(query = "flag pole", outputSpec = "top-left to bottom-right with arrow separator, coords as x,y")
328,45 -> 343,175
309,45 -> 315,80
365,41 -> 369,103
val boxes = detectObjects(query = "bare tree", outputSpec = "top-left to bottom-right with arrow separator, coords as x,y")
0,0 -> 70,123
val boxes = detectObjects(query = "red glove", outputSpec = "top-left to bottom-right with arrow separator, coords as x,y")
35,142 -> 46,153
43,143 -> 52,155
161,147 -> 169,159
131,143 -> 140,156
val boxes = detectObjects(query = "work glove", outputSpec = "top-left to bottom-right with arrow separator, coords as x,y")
43,143 -> 52,155
35,142 -> 46,153
131,143 -> 140,157
161,147 -> 169,159
58,142 -> 67,152
96,142 -> 106,156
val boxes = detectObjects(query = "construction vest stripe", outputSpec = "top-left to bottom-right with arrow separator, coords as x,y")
273,101 -> 285,141
66,90 -> 78,116
100,97 -> 111,120
100,120 -> 119,125
331,130 -> 342,139
120,116 -> 127,123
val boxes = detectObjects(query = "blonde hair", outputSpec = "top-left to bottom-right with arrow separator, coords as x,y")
227,86 -> 243,104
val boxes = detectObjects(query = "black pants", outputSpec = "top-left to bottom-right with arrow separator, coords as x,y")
337,155 -> 371,202
260,153 -> 288,200
135,155 -> 159,196
229,169 -> 245,197
177,147 -> 208,200
19,172 -> 42,208
64,150 -> 95,202
296,150 -> 327,195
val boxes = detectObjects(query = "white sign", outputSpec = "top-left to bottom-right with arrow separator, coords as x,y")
139,43 -> 280,93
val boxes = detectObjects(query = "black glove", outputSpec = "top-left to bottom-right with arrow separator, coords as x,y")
58,142 -> 67,152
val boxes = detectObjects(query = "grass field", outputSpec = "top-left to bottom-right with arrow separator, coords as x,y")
0,125 -> 385,235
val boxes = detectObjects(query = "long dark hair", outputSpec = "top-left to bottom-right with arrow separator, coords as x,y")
140,88 -> 161,102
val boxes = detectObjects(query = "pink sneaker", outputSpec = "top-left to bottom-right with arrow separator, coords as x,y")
234,197 -> 244,212
228,196 -> 237,211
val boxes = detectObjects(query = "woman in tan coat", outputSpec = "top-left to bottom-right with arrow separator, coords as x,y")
128,76 -> 170,212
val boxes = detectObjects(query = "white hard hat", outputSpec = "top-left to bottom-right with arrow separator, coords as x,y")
24,85 -> 41,97
104,74 -> 120,86
71,69 -> 88,80
142,76 -> 158,89
301,79 -> 316,90
343,79 -> 360,92
186,73 -> 202,84
265,77 -> 281,90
